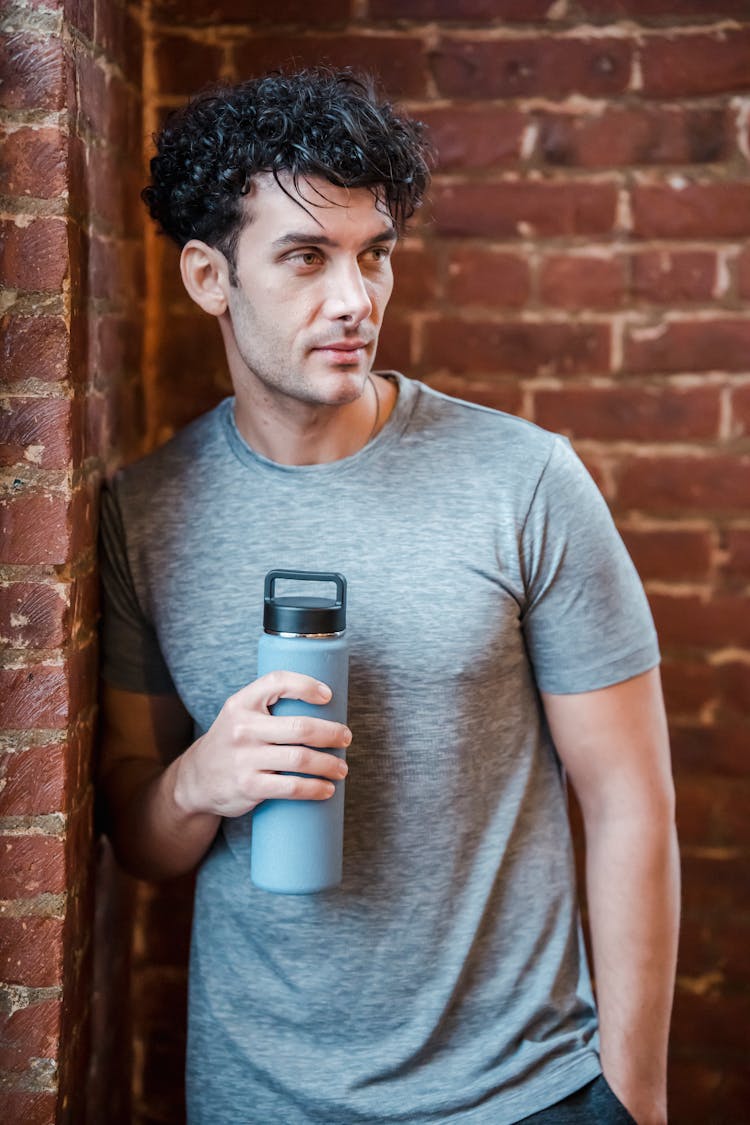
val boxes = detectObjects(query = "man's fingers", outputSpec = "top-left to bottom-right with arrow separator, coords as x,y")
249,712 -> 351,750
251,771 -> 338,802
236,670 -> 333,710
259,744 -> 349,779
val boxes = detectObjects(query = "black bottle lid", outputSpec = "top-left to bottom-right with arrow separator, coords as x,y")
263,570 -> 347,635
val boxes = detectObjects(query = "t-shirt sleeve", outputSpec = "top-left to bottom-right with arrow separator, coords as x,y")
520,436 -> 660,694
99,480 -> 177,694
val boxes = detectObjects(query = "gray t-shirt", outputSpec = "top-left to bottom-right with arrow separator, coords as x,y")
100,373 -> 659,1125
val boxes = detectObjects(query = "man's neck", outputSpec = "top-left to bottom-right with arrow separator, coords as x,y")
233,374 -> 397,466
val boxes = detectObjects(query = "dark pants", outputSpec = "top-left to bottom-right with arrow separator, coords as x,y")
518,1075 -> 637,1123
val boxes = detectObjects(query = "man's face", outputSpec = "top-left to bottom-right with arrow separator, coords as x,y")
222,173 -> 396,408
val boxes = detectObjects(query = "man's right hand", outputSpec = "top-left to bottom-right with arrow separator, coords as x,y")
98,672 -> 351,880
173,671 -> 351,820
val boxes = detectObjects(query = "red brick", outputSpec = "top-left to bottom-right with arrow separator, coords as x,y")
649,592 -> 750,650
738,245 -> 750,299
76,51 -> 109,140
618,456 -> 750,515
618,527 -> 712,582
121,6 -> 144,89
0,997 -> 61,1072
389,245 -> 439,310
723,528 -> 750,578
672,989 -> 750,1057
0,583 -> 68,649
0,666 -> 69,729
718,661 -> 750,718
0,33 -> 65,111
730,384 -> 750,437
88,234 -> 140,306
153,35 -> 224,96
233,37 -> 428,100
373,316 -> 411,376
432,36 -> 632,99
0,917 -> 63,987
538,107 -> 729,168
680,852 -> 747,917
425,320 -> 610,376
0,1092 -> 57,1125
0,490 -> 72,566
431,182 -> 617,238
671,721 -> 747,778
371,0 -> 553,16
673,774 -> 718,845
625,320 -> 750,374
0,398 -> 75,470
0,316 -> 69,384
0,219 -> 68,292
0,743 -> 66,816
631,250 -> 719,304
0,836 -> 66,899
632,183 -> 750,239
420,107 -> 526,170
0,127 -> 67,198
534,386 -> 720,441
577,0 -> 750,17
641,30 -> 750,99
446,249 -> 530,308
92,314 -> 143,377
89,147 -> 128,233
424,373 -> 523,417
539,254 -> 624,309
661,658 -> 717,717
153,0 -> 349,21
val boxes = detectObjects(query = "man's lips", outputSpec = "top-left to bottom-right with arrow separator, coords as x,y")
312,340 -> 369,352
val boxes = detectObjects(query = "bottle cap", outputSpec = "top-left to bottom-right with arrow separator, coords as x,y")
263,570 -> 347,635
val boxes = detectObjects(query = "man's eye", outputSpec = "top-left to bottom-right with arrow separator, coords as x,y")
364,247 -> 390,264
289,251 -> 321,267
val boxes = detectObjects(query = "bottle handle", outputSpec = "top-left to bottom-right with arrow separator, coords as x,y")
264,570 -> 347,611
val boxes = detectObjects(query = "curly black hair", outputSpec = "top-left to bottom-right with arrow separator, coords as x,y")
142,68 -> 432,282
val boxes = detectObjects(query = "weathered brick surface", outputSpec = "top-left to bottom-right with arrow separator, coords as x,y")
56,5 -> 750,1123
431,181 -> 618,238
431,36 -> 632,99
0,3 -> 144,1121
537,107 -> 730,167
640,29 -> 750,98
0,219 -> 69,292
632,183 -> 750,239
0,917 -> 64,988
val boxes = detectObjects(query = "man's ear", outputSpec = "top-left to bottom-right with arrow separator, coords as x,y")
180,240 -> 231,316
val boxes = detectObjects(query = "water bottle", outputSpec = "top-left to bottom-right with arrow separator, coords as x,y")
251,569 -> 349,894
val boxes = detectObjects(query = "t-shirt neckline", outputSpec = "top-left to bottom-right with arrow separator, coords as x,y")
221,371 -> 418,476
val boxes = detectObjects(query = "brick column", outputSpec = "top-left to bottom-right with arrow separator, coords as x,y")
0,1 -> 143,1121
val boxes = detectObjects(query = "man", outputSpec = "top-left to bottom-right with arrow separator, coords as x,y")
99,68 -> 679,1125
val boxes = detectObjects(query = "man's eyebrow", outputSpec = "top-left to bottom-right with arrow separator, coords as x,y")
271,227 -> 398,252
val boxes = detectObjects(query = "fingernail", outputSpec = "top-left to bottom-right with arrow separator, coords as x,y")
343,728 -> 352,746
325,782 -> 336,797
318,682 -> 332,699
337,760 -> 348,777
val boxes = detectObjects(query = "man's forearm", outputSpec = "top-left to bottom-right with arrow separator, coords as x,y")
106,753 -> 221,881
584,804 -> 680,1125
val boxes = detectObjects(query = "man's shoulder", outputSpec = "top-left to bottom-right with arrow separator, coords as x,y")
111,399 -> 231,507
406,375 -> 564,469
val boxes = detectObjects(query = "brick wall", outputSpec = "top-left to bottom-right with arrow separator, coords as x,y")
3,1 -> 746,1122
0,0 -> 143,1121
138,4 -> 750,1122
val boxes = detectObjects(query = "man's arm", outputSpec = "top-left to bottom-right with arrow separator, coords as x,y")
98,673 -> 351,881
542,666 -> 679,1125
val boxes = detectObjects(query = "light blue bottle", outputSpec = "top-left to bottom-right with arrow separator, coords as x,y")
251,570 -> 349,894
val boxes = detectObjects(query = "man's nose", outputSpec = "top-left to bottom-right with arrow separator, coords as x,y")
323,261 -> 373,324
